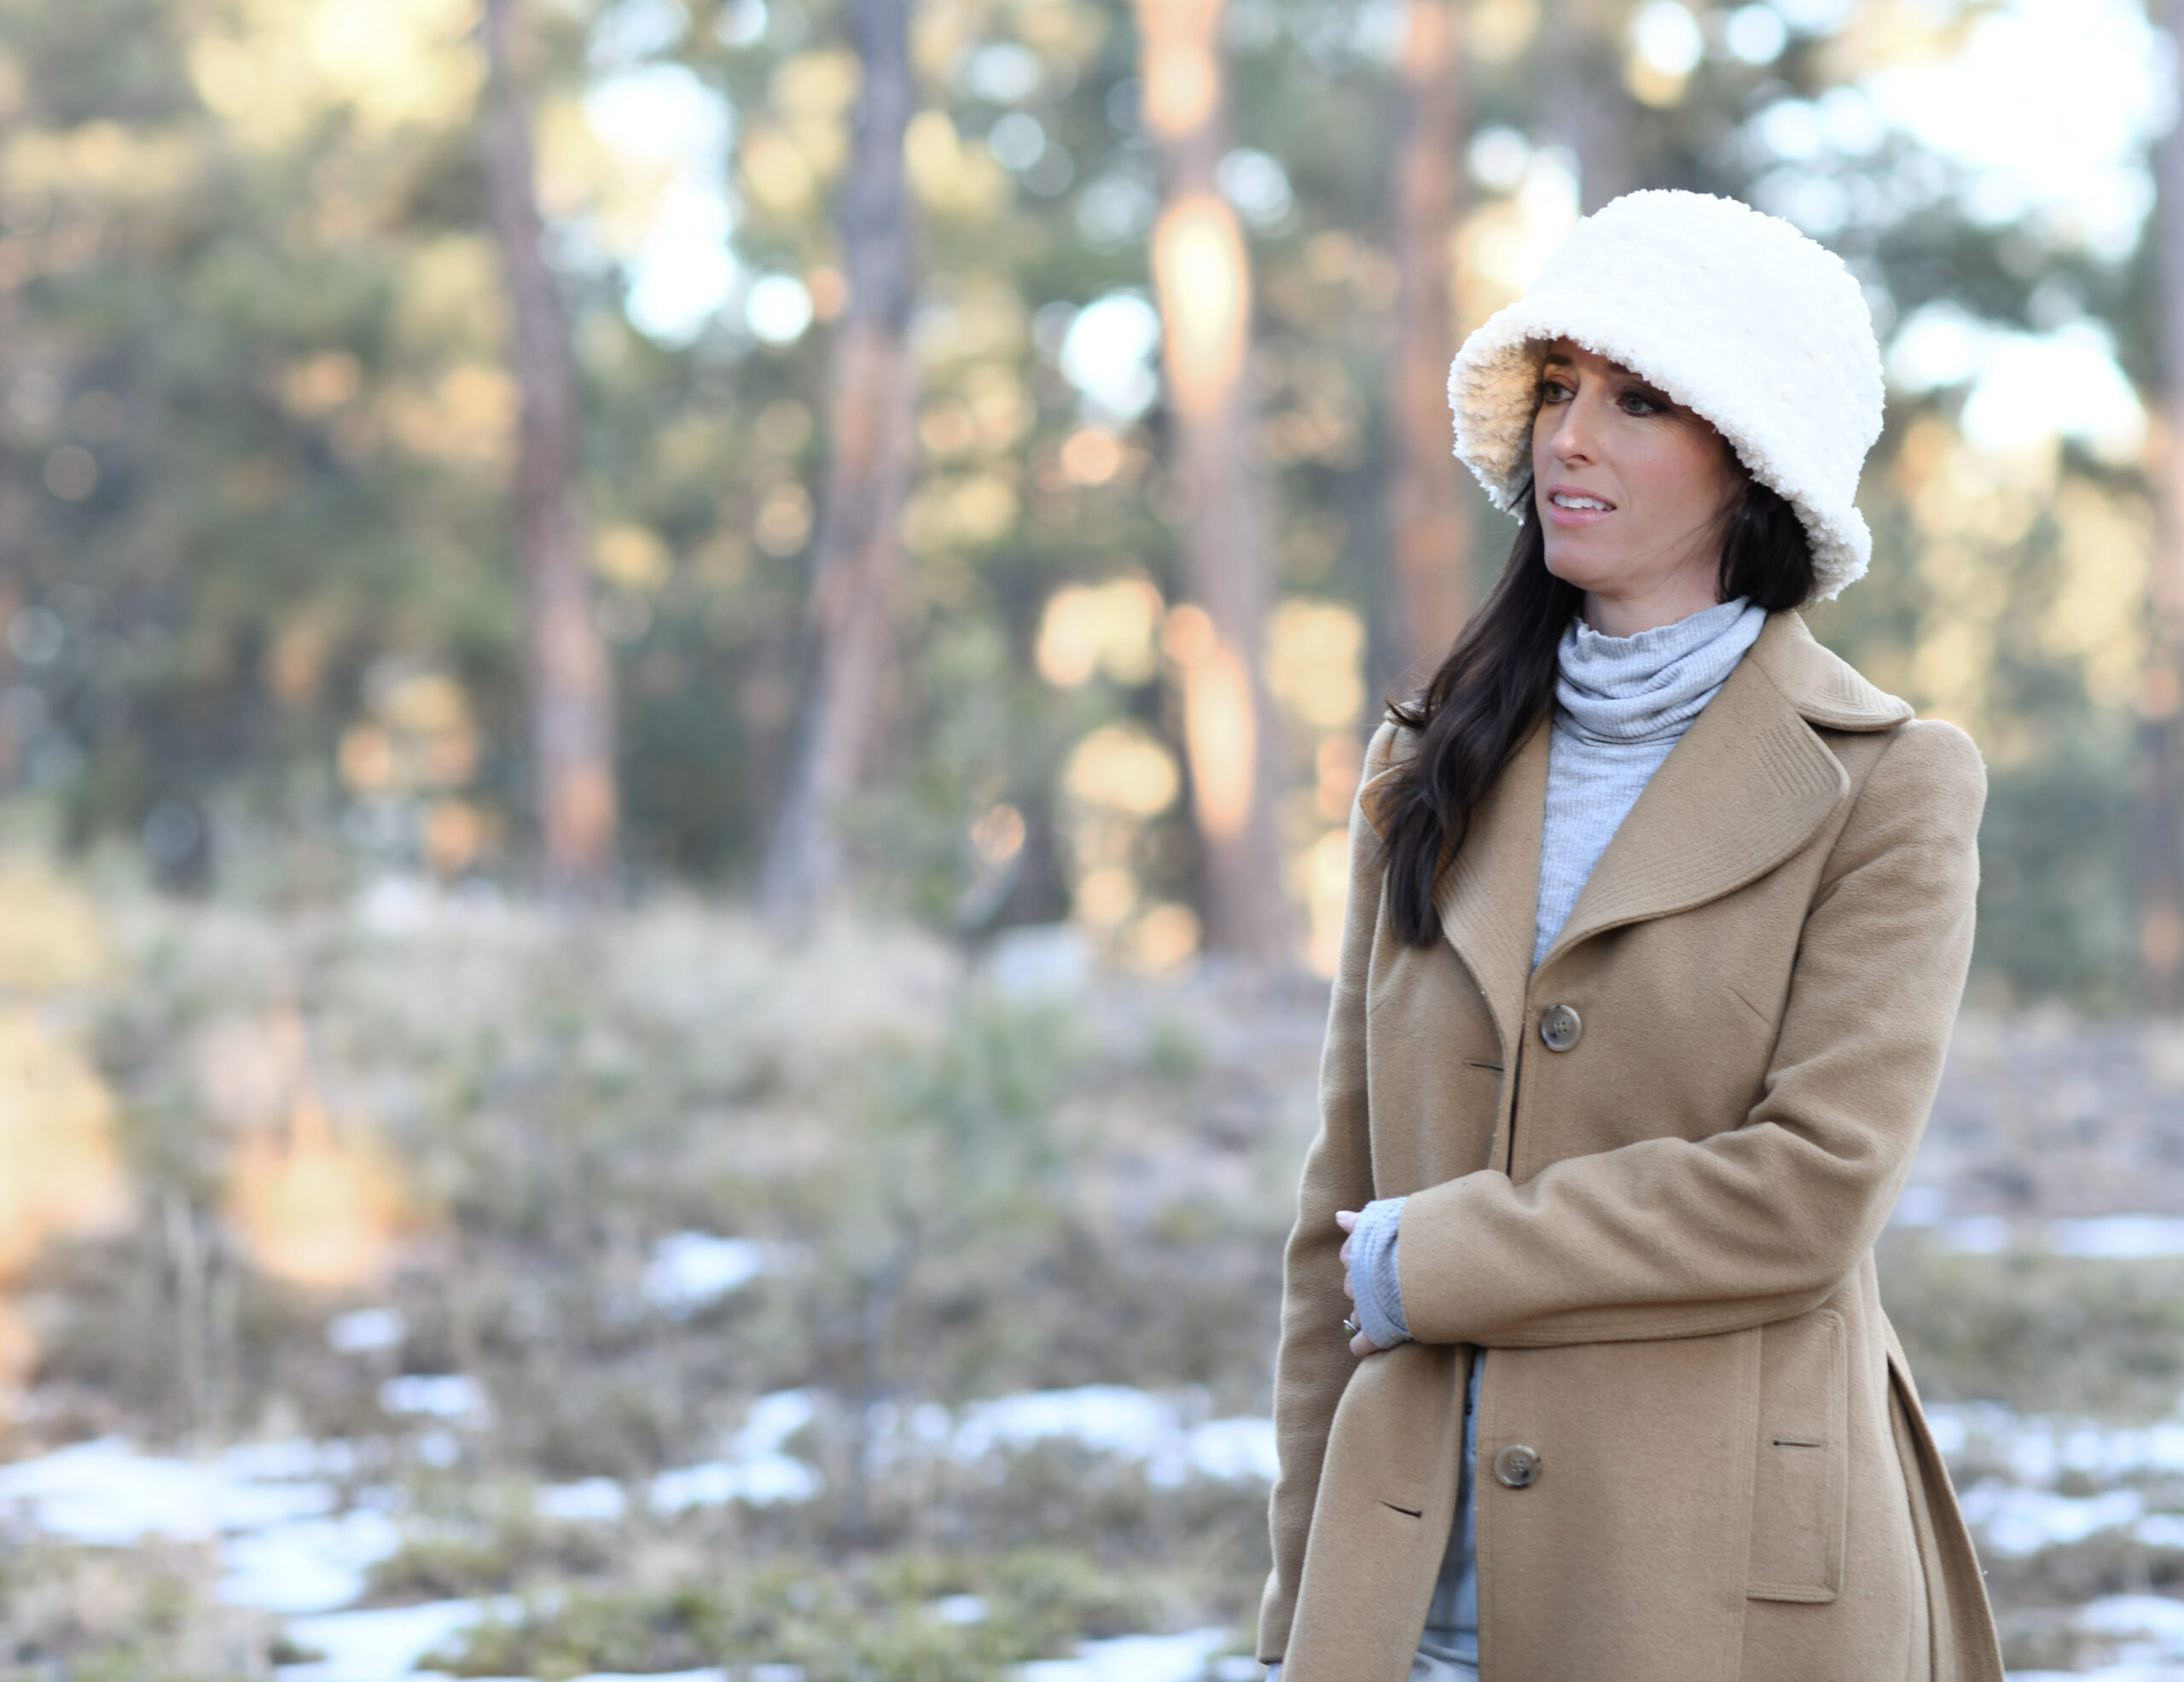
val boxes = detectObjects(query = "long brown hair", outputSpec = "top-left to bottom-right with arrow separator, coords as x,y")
1378,461 -> 1816,947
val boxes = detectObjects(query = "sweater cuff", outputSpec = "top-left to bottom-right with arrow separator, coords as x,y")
1352,1196 -> 1410,1348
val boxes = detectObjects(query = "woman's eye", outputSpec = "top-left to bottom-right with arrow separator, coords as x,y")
1540,380 -> 1573,404
1620,391 -> 1665,416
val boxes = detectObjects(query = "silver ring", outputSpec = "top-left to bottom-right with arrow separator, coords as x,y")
1342,1317 -> 1360,1337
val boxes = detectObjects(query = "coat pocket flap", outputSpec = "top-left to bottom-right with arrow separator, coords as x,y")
1748,1308 -> 1849,1603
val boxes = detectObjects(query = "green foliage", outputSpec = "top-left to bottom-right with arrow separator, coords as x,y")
423,1551 -> 1178,1680
1973,748 -> 2137,1010
47,885 -> 1298,1469
365,1484 -> 619,1601
789,996 -> 1095,1429
0,1539 -> 267,1681
0,0 -> 2160,992
1142,1014 -> 1204,1082
1879,1239 -> 2184,1419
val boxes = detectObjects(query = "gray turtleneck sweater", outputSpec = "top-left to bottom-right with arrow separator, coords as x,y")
1315,598 -> 1766,1682
1531,597 -> 1767,965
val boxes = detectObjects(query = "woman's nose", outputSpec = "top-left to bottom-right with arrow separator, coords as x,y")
1548,396 -> 1596,463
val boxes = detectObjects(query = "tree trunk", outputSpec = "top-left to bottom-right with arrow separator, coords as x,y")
480,0 -> 619,906
1137,0 -> 1288,965
1536,0 -> 1636,211
758,0 -> 916,933
2138,2 -> 2184,1012
1386,0 -> 1469,692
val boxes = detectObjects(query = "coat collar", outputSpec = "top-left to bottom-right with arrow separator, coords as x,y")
1433,611 -> 1909,1051
1743,608 -> 1914,733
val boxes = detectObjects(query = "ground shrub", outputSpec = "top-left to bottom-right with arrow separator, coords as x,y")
423,1551 -> 1183,1680
1879,1241 -> 2184,1418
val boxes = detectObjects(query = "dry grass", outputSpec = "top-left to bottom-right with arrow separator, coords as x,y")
0,879 -> 1309,1670
0,1539 -> 268,1681
6,870 -> 2184,1672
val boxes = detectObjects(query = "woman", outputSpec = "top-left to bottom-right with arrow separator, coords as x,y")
1258,192 -> 2002,1682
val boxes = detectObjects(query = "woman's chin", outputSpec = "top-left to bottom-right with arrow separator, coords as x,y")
1541,547 -> 1630,597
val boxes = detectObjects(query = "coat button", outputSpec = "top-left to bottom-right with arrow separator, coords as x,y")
1493,1444 -> 1542,1488
1539,1004 -> 1582,1051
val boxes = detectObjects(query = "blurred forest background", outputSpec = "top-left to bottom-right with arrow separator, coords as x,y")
13,0 -> 2184,1679
0,0 -> 2172,1003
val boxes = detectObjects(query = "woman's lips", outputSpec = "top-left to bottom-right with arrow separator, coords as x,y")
1543,486 -> 1617,527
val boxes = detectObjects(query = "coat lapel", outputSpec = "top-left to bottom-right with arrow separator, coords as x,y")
1537,613 -> 1862,971
1436,715 -> 1548,1060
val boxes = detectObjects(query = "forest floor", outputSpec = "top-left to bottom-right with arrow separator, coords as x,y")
0,875 -> 2181,1680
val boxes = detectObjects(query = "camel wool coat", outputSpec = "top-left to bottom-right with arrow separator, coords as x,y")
1259,612 -> 2003,1682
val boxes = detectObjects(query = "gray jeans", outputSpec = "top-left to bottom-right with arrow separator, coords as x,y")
1409,1354 -> 1482,1682
1268,1357 -> 1484,1682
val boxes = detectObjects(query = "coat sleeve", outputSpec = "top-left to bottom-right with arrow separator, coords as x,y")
1396,718 -> 1985,1350
1257,721 -> 1398,1662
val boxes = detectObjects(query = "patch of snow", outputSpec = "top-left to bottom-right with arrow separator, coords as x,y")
1890,1184 -> 1949,1226
1019,1627 -> 1235,1682
0,1439 -> 337,1545
2066,1423 -> 2184,1480
2134,1512 -> 2184,1549
981,923 -> 1095,997
2000,1660 -> 2184,1677
1912,1211 -> 2184,1259
2007,1670 -> 2179,1682
226,1440 -> 362,1481
1927,1400 -> 2184,1565
952,1387 -> 1278,1488
328,1308 -> 407,1353
0,1436 -> 406,1617
277,1598 -> 499,1682
573,1673 -> 726,1682
2080,1592 -> 2184,1640
642,1233 -> 770,1315
650,1454 -> 819,1510
645,1389 -> 824,1508
221,1509 -> 403,1614
860,1397 -> 959,1466
1923,1410 -> 1968,1458
380,1375 -> 487,1421
1186,1417 -> 1280,1484
2080,1592 -> 2184,1664
1936,1214 -> 2011,1254
735,1389 -> 816,1458
537,1476 -> 629,1522
222,1479 -> 346,1534
957,1386 -> 1174,1464
2048,1216 -> 2184,1260
1932,1404 -> 2184,1487
1960,1479 -> 2143,1555
932,1592 -> 987,1625
0,1440 -> 218,1542
351,875 -> 442,934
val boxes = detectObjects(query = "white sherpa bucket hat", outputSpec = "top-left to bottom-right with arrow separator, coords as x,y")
1447,189 -> 1885,602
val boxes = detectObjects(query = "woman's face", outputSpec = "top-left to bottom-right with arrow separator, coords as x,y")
1529,340 -> 1743,635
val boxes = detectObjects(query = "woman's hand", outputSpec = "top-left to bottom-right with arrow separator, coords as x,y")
1334,1210 -> 1382,1358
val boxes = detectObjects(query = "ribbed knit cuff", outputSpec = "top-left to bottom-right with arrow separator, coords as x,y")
1351,1196 -> 1410,1348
